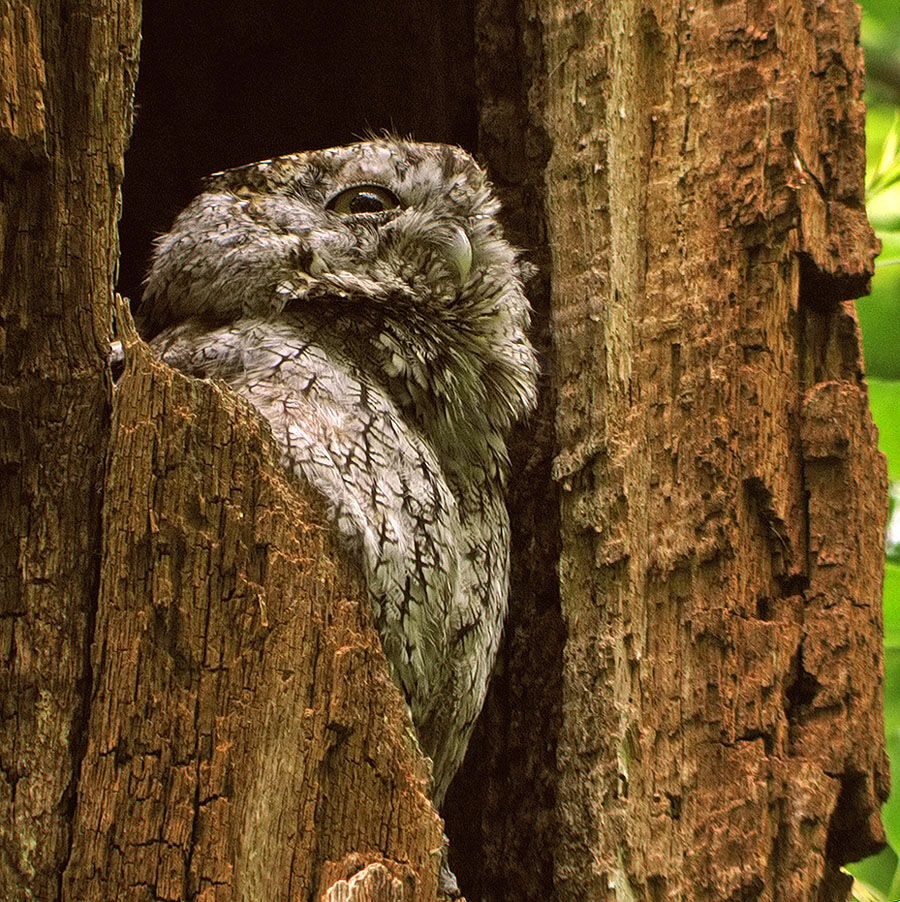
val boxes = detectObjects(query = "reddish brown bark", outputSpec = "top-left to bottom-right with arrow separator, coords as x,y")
2,3 -> 448,899
512,0 -> 886,899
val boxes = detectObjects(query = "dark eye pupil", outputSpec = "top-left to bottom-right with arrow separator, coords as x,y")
349,192 -> 385,213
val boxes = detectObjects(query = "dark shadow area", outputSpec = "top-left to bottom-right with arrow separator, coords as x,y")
118,0 -> 477,304
826,770 -> 885,865
443,4 -> 561,899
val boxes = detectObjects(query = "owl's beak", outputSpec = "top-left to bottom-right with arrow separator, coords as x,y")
443,225 -> 472,286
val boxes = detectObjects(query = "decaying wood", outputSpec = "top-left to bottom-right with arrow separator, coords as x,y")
521,0 -> 886,899
60,341 -> 445,900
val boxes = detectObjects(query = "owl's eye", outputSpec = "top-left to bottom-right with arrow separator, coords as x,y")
327,184 -> 400,215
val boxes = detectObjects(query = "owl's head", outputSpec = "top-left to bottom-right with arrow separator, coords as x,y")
142,138 -> 538,435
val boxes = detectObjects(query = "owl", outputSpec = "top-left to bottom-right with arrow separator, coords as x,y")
139,138 -> 538,818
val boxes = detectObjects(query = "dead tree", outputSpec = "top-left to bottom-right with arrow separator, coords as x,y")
0,1 -> 886,899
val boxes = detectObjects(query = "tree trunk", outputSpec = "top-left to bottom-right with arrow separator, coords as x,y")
451,0 -> 888,899
0,2 -> 887,902
0,2 -> 139,898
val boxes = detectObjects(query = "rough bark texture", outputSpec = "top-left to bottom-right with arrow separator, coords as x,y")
530,0 -> 887,899
61,339 -> 445,901
0,2 -> 140,898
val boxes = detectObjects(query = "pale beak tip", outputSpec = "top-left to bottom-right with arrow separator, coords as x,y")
446,226 -> 473,286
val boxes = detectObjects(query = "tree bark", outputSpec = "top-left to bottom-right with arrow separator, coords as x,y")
1,3 -> 446,899
0,1 -> 888,901
0,1 -> 139,898
456,0 -> 887,899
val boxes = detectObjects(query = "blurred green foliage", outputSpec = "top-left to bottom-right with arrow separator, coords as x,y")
847,0 -> 900,899
861,104 -> 900,381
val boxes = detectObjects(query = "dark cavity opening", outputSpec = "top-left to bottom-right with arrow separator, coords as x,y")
117,1 -> 477,305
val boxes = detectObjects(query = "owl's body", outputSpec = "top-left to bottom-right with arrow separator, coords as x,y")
141,139 -> 537,806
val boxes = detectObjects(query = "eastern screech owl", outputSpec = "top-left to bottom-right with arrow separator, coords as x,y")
139,138 -> 538,808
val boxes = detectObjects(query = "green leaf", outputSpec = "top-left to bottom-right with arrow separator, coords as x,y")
847,849 -> 896,901
874,230 -> 900,269
869,189 -> 900,232
868,113 -> 900,201
862,0 -> 900,30
885,562 -> 900,643
868,106 -> 900,167
848,871 -> 891,902
854,1 -> 900,889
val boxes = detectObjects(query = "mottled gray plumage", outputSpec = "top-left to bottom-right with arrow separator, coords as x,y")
140,138 -> 538,807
